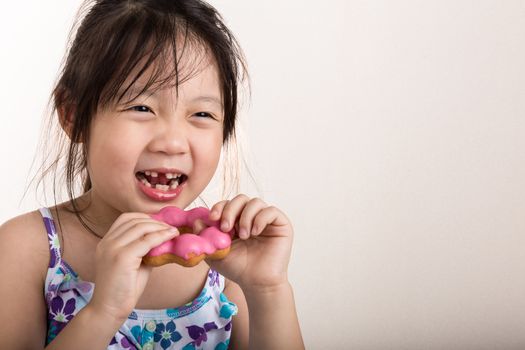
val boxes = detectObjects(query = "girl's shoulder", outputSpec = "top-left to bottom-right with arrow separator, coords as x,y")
0,211 -> 51,347
0,209 -> 50,279
0,209 -> 49,243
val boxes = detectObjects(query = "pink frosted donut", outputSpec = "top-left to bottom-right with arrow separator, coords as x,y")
142,206 -> 234,267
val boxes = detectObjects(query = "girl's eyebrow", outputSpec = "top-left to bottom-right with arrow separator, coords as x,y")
189,95 -> 223,108
121,86 -> 158,100
119,86 -> 222,108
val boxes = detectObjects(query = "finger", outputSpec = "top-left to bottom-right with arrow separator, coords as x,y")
106,212 -> 152,236
209,200 -> 229,221
238,198 -> 268,239
219,194 -> 250,232
251,206 -> 289,237
124,227 -> 180,259
192,218 -> 207,234
105,214 -> 168,242
105,218 -> 171,242
106,221 -> 177,248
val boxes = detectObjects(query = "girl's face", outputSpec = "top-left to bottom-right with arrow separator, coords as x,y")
85,53 -> 224,220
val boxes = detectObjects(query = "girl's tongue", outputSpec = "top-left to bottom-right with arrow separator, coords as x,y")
146,172 -> 168,186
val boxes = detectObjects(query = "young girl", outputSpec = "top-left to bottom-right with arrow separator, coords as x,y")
0,1 -> 304,349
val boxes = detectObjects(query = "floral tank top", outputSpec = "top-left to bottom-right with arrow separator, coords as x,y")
40,207 -> 238,350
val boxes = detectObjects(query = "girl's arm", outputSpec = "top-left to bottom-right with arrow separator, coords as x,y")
208,195 -> 305,349
45,212 -> 180,350
0,214 -> 48,349
0,212 -> 125,350
0,211 -> 179,349
44,304 -> 124,350
225,279 -> 304,350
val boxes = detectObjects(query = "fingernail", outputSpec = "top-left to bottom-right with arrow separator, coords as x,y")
210,210 -> 219,219
221,221 -> 229,231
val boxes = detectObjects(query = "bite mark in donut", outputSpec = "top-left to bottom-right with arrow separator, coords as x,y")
142,206 -> 234,267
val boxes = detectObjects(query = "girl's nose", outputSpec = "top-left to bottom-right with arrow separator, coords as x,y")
147,118 -> 190,155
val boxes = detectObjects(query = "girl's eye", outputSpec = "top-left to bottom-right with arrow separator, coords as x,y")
129,105 -> 152,113
194,112 -> 214,119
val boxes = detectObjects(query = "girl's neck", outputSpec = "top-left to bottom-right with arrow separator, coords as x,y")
57,190 -> 120,239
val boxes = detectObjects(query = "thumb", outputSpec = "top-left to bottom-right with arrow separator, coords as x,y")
192,219 -> 208,234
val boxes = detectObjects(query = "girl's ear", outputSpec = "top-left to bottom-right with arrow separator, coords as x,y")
57,104 -> 83,143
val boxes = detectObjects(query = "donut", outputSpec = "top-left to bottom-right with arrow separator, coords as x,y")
142,206 -> 234,267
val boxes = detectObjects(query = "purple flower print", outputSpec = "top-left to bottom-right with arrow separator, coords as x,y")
154,320 -> 182,349
46,296 -> 76,343
208,269 -> 220,287
186,322 -> 218,346
120,336 -> 136,349
50,295 -> 76,322
109,335 -> 137,349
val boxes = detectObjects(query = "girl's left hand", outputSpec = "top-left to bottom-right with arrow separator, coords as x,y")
204,195 -> 293,292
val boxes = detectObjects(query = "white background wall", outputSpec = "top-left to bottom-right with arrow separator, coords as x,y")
1,1 -> 524,349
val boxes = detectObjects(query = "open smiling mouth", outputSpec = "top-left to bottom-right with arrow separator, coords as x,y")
135,171 -> 188,191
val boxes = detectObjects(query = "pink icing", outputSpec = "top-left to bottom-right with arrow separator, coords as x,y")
146,206 -> 233,260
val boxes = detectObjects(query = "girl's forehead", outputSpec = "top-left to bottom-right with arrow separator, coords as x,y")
127,63 -> 220,98
117,43 -> 221,102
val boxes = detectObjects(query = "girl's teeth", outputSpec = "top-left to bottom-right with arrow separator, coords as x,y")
155,184 -> 171,191
142,171 -> 181,179
138,171 -> 184,191
166,173 -> 181,179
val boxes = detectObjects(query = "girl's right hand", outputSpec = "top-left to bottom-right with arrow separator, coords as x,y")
88,213 -> 179,322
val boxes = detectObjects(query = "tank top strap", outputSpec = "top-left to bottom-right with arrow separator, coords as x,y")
38,207 -> 62,269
